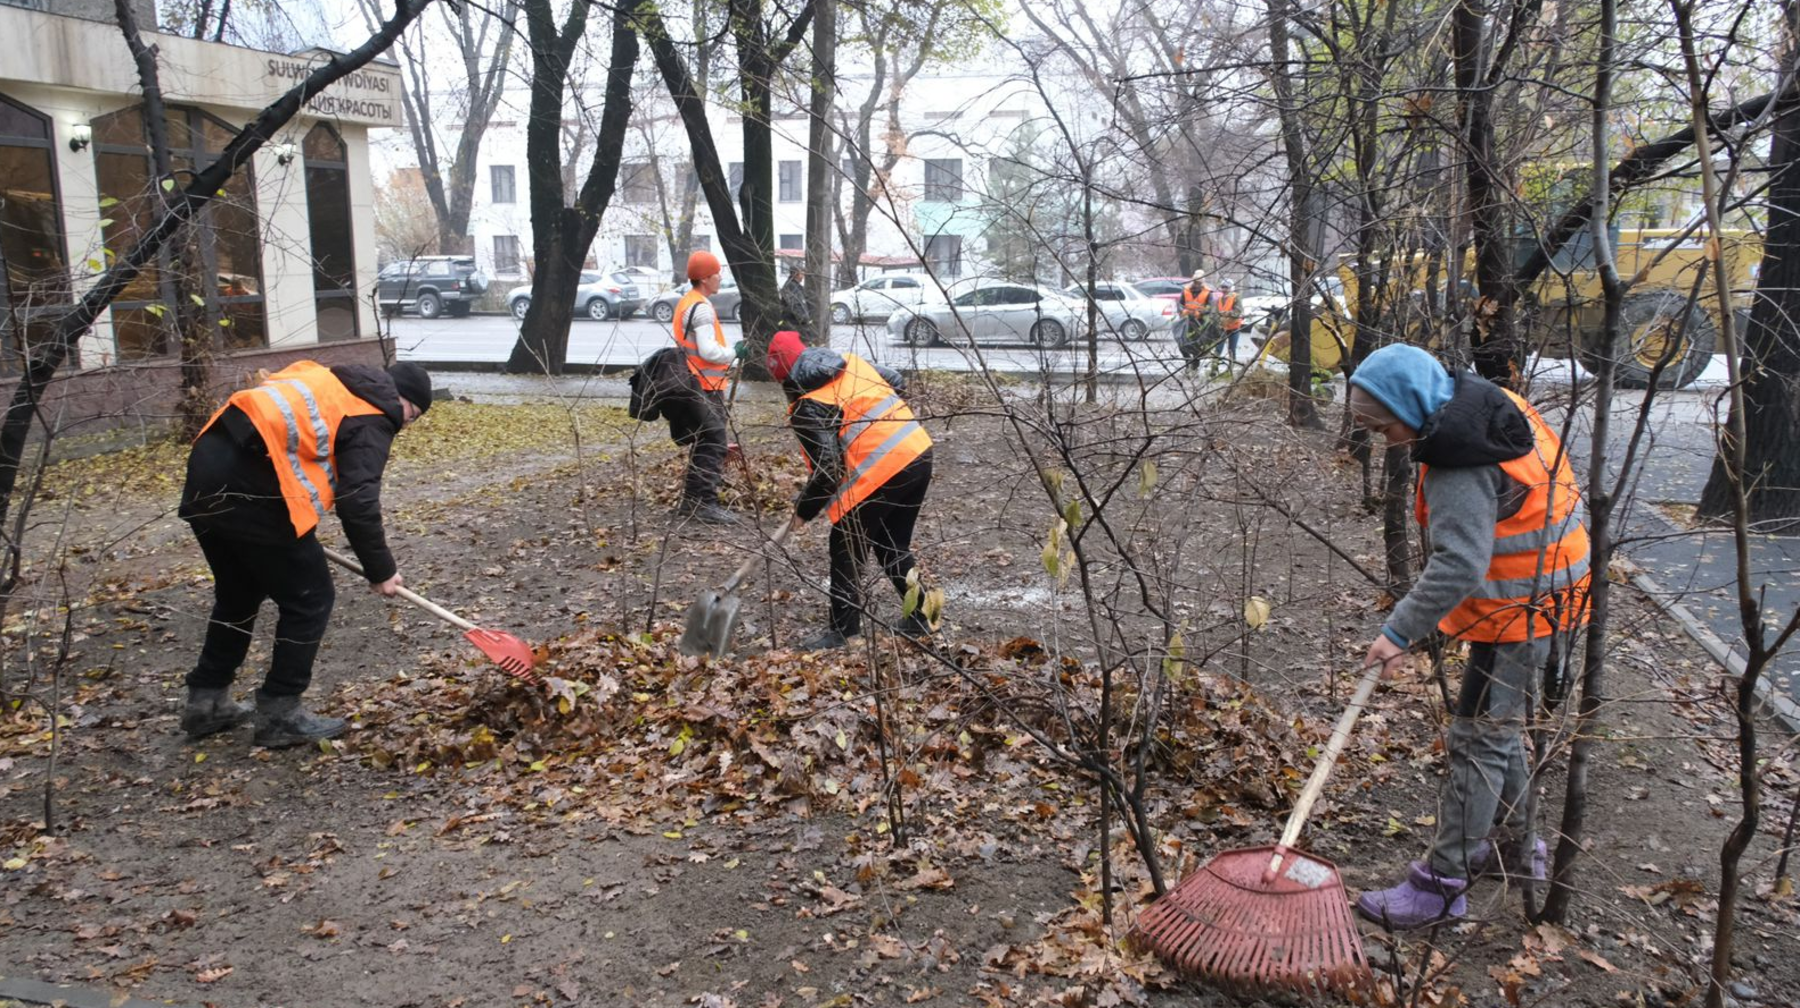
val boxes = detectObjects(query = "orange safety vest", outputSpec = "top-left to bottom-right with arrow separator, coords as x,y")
1216,291 -> 1242,331
1416,389 -> 1592,643
1181,283 -> 1213,318
197,360 -> 384,538
672,288 -> 731,392
796,354 -> 934,524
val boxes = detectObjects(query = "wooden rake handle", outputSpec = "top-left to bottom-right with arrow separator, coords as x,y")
718,518 -> 797,595
1269,659 -> 1387,874
321,547 -> 478,633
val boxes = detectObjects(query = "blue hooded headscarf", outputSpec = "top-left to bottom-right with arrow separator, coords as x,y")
1347,344 -> 1454,431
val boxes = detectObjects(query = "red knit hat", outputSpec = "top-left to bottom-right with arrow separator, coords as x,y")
766,330 -> 806,381
686,250 -> 721,282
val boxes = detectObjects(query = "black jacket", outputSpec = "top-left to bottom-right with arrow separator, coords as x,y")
1412,371 -> 1536,469
180,364 -> 404,582
782,348 -> 907,522
780,276 -> 814,327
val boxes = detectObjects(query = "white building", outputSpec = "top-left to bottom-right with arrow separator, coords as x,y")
1,0 -> 398,427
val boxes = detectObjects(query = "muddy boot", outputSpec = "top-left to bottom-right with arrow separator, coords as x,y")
896,613 -> 936,642
675,498 -> 738,525
182,687 -> 253,739
253,692 -> 347,749
1355,862 -> 1469,930
800,628 -> 855,652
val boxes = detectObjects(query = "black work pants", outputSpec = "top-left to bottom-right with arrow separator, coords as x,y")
186,527 -> 335,698
827,450 -> 933,635
665,388 -> 728,504
1176,319 -> 1219,371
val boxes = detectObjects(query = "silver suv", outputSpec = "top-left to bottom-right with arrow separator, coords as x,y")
377,257 -> 489,319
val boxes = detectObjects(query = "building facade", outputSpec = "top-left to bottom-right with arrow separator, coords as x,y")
0,0 -> 397,427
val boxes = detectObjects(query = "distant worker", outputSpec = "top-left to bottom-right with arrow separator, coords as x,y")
780,266 -> 815,342
1212,279 -> 1246,370
1346,344 -> 1590,930
179,361 -> 432,748
765,330 -> 939,650
667,250 -> 737,524
1175,269 -> 1217,373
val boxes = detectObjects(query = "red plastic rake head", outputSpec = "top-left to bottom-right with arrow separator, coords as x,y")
464,628 -> 539,685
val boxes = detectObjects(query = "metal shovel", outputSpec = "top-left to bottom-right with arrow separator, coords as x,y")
323,547 -> 539,684
679,519 -> 797,657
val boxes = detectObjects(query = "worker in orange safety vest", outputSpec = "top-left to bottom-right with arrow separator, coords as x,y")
180,360 -> 431,748
666,250 -> 739,524
1175,269 -> 1216,373
765,330 -> 939,650
1345,344 -> 1589,931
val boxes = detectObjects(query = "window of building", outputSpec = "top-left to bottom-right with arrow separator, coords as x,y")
778,234 -> 802,251
0,93 -> 68,374
493,235 -> 521,276
624,234 -> 658,268
92,104 -> 266,360
491,164 -> 516,204
923,159 -> 963,203
925,234 -> 962,277
779,160 -> 801,202
621,160 -> 657,204
728,162 -> 744,201
303,123 -> 357,341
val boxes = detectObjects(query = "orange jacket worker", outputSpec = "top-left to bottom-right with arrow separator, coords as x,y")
767,330 -> 938,649
665,250 -> 738,524
179,361 -> 430,748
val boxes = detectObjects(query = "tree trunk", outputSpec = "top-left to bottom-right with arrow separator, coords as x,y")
506,0 -> 636,374
1264,0 -> 1321,429
1454,0 -> 1528,389
803,0 -> 834,336
1697,98 -> 1800,529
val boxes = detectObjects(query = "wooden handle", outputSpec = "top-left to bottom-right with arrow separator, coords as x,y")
1268,659 -> 1386,873
321,546 -> 477,632
718,519 -> 796,594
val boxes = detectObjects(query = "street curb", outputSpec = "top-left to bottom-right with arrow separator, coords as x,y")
1618,557 -> 1800,733
0,975 -> 201,1008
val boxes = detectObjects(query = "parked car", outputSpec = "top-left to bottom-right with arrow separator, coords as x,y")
829,272 -> 937,323
1061,281 -> 1166,341
508,270 -> 647,322
648,275 -> 742,324
377,256 -> 488,319
1131,276 -> 1190,303
886,281 -> 1084,348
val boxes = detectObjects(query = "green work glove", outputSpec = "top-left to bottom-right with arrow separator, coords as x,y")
733,339 -> 751,361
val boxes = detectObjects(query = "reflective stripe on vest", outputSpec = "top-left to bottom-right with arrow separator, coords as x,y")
798,354 -> 933,524
1416,388 -> 1592,643
197,360 -> 384,537
673,288 -> 731,392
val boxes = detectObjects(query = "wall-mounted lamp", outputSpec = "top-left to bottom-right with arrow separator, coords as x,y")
273,142 -> 298,167
67,121 -> 92,153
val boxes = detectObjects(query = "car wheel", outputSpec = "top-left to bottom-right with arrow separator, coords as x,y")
653,301 -> 675,324
510,297 -> 530,320
723,303 -> 738,322
903,316 -> 939,348
1031,319 -> 1069,348
416,292 -> 443,319
831,303 -> 850,325
1122,319 -> 1148,342
587,298 -> 611,322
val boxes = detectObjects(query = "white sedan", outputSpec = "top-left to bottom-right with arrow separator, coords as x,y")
1061,281 -> 1167,341
886,282 -> 1085,348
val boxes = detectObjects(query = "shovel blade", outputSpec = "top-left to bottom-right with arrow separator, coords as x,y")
464,628 -> 539,684
679,590 -> 742,657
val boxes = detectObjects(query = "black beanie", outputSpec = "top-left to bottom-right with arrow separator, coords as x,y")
388,362 -> 432,414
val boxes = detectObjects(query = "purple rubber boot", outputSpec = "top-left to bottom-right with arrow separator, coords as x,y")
1355,861 -> 1469,930
1469,838 -> 1549,881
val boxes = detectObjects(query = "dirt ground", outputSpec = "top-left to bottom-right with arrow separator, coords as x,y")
0,377 -> 1795,1008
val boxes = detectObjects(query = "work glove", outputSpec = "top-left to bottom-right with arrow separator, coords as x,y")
733,339 -> 751,361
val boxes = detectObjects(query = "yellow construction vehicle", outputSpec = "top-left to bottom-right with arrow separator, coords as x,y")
1255,228 -> 1759,390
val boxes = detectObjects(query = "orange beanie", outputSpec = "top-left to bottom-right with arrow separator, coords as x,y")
686,250 -> 721,282
766,330 -> 806,382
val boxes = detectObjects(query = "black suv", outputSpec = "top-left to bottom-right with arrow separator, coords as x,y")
377,257 -> 489,318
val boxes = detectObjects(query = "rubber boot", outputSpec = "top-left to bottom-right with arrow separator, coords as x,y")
896,613 -> 935,642
1355,861 -> 1469,930
182,687 -> 253,739
253,692 -> 347,749
1469,837 -> 1549,882
675,498 -> 738,525
800,628 -> 855,651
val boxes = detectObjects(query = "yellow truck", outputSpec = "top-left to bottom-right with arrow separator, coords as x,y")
1256,228 -> 1759,390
